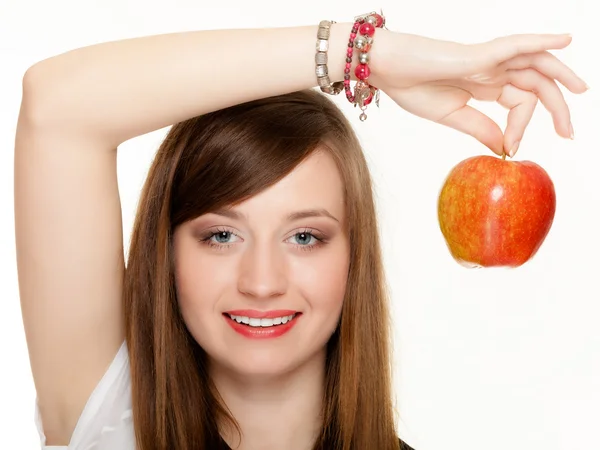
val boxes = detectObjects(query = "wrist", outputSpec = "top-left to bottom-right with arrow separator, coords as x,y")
366,27 -> 393,88
315,14 -> 396,119
326,22 -> 357,83
326,21 -> 390,85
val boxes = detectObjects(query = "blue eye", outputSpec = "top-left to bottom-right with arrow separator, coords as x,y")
213,231 -> 233,244
287,229 -> 327,252
294,232 -> 315,246
200,227 -> 240,250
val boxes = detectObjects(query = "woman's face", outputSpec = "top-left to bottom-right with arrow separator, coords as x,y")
173,150 -> 350,379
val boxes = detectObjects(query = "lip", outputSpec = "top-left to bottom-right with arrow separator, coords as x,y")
224,309 -> 298,319
223,312 -> 301,339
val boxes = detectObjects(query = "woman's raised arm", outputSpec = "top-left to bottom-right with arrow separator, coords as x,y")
23,24 -> 361,147
15,22 -> 360,445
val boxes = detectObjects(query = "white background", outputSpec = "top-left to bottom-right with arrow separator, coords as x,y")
1,1 -> 598,449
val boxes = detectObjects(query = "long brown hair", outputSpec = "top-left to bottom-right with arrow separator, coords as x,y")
123,89 -> 401,450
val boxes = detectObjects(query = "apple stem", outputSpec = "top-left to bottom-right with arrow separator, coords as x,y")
502,153 -> 506,161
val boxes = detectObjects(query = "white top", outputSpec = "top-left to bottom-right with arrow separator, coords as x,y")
34,341 -> 136,449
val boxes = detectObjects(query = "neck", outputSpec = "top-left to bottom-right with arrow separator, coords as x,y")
211,348 -> 326,450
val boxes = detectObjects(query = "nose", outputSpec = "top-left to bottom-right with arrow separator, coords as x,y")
237,240 -> 287,299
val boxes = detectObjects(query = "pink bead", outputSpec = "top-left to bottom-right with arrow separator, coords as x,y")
373,13 -> 384,28
350,33 -> 357,39
344,79 -> 351,85
359,23 -> 375,37
355,64 -> 370,80
345,62 -> 352,68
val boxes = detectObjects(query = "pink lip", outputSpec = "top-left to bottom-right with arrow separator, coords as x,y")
224,309 -> 298,319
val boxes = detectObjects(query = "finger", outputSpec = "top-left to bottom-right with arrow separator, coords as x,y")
501,51 -> 589,93
508,68 -> 573,139
497,84 -> 538,157
443,78 -> 504,101
438,105 -> 505,155
486,34 -> 572,64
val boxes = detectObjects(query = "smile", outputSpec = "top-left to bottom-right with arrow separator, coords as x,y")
226,313 -> 297,328
223,312 -> 301,339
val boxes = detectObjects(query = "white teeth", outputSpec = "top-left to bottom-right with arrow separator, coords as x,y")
228,314 -> 296,327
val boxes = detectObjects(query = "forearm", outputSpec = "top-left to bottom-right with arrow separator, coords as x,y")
24,22 -> 385,147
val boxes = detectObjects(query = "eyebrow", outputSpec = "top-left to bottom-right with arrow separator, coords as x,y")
210,208 -> 340,223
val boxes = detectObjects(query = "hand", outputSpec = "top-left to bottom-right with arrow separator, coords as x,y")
372,32 -> 589,156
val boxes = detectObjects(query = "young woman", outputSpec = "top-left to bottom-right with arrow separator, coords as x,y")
14,11 -> 587,450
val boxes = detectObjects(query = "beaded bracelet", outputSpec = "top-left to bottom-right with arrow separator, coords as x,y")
315,20 -> 344,95
344,11 -> 385,121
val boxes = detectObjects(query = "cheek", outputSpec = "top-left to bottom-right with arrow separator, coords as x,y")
173,247 -> 233,333
291,242 -> 350,318
174,254 -> 238,361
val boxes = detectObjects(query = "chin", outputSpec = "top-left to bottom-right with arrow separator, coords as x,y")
209,345 -> 326,381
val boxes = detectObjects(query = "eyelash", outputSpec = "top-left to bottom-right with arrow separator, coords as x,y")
199,227 -> 326,252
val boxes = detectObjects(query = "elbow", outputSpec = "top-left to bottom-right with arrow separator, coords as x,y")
20,64 -> 49,127
20,61 -> 65,127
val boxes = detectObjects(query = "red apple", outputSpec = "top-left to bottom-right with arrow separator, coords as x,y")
437,155 -> 556,268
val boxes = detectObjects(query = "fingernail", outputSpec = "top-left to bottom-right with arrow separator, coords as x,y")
509,140 -> 520,157
585,83 -> 591,91
569,123 -> 575,139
